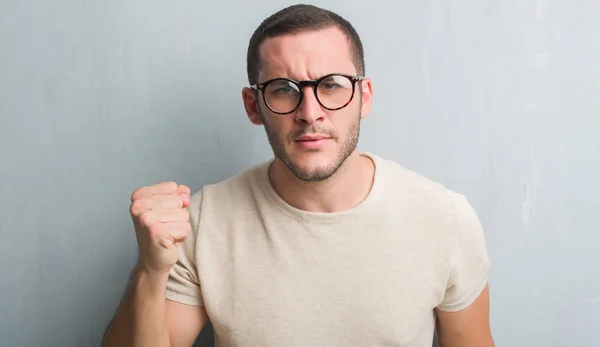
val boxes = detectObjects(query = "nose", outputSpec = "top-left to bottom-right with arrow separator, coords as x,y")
294,86 -> 325,124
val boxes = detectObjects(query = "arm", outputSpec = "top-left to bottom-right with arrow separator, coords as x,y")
166,299 -> 209,347
435,284 -> 494,347
435,192 -> 494,346
101,267 -> 208,347
102,182 -> 208,347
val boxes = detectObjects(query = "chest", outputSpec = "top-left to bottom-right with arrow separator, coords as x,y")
197,216 -> 448,346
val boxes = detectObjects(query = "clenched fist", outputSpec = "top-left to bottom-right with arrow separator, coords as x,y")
129,181 -> 191,275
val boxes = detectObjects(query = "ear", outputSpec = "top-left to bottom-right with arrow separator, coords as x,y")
358,78 -> 373,120
242,87 -> 263,125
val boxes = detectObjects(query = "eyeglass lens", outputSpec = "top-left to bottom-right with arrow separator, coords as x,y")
264,75 -> 354,113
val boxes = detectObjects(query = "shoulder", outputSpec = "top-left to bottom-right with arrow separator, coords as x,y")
369,153 -> 478,231
373,154 -> 460,207
188,160 -> 270,213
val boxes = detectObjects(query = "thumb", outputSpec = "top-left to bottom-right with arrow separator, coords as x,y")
177,184 -> 191,208
179,193 -> 191,208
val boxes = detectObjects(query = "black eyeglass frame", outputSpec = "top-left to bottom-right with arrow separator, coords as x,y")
249,73 -> 365,115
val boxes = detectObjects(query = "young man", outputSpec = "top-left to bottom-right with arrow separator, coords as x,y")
103,4 -> 494,347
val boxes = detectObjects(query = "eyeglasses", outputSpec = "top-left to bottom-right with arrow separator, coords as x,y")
250,73 -> 364,115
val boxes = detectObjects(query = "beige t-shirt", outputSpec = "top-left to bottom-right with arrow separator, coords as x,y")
166,153 -> 490,347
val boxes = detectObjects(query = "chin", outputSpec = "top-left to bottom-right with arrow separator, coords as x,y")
280,149 -> 346,182
291,165 -> 338,182
290,148 -> 332,165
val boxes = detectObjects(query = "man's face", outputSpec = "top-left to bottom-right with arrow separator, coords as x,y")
243,27 -> 373,182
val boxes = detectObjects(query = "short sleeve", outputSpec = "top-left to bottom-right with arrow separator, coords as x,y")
165,191 -> 204,306
437,192 -> 491,312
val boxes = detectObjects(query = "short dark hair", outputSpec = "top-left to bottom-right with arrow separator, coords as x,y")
246,4 -> 365,85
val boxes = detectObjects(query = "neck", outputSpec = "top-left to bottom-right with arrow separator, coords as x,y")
269,151 -> 375,213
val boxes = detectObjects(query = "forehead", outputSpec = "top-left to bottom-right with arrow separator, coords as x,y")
258,27 -> 356,82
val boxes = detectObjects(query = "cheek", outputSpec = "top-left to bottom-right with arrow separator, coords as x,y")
332,109 -> 360,135
261,111 -> 293,140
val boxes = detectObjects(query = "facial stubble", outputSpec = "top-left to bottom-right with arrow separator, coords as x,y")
258,99 -> 362,182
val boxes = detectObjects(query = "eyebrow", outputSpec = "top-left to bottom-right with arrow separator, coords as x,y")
262,72 -> 356,83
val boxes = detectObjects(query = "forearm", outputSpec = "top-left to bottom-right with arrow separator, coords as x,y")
102,267 -> 171,347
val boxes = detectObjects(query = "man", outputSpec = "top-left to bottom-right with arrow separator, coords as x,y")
102,4 -> 494,347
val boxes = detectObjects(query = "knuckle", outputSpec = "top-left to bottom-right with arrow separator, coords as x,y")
171,195 -> 184,207
178,184 -> 191,194
131,185 -> 148,201
164,181 -> 178,192
155,196 -> 174,211
130,199 -> 145,215
138,211 -> 153,226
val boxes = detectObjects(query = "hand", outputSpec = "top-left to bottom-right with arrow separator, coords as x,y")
129,182 -> 191,276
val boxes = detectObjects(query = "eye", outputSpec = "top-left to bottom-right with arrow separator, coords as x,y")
319,82 -> 343,91
266,80 -> 299,97
318,75 -> 351,92
273,85 -> 298,95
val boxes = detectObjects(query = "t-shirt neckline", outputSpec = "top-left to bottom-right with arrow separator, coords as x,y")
256,152 -> 383,224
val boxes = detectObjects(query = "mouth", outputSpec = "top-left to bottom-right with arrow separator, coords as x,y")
293,135 -> 332,149
294,135 -> 331,142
